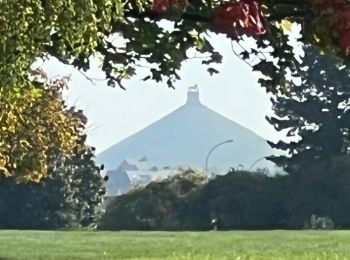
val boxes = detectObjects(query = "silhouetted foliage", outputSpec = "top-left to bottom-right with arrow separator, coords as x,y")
281,156 -> 350,228
268,46 -> 350,172
0,144 -> 105,230
100,170 -> 287,230
100,156 -> 350,230
182,171 -> 286,230
0,81 -> 106,230
98,169 -> 207,230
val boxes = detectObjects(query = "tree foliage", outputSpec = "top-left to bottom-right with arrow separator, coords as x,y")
0,81 -> 106,229
2,0 -> 350,180
280,156 -> 350,229
99,169 -> 207,230
0,143 -> 106,229
100,158 -> 350,230
2,0 -> 350,91
0,70 -> 87,181
267,45 -> 350,171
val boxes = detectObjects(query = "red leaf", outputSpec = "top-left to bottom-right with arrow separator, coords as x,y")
212,0 -> 266,37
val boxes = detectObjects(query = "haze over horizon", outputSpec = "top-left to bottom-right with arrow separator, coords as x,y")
43,35 -> 290,154
97,86 -> 279,173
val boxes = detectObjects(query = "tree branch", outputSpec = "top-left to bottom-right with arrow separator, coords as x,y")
124,10 -> 210,23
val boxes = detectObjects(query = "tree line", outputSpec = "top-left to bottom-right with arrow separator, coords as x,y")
100,157 -> 350,230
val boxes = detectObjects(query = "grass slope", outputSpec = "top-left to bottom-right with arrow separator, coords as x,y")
0,230 -> 349,259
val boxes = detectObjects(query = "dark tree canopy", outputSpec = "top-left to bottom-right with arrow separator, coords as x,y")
0,143 -> 106,229
268,45 -> 350,171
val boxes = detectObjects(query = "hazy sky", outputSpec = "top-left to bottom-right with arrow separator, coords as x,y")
43,34 -> 288,153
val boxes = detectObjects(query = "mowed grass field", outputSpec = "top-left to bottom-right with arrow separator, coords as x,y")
0,230 -> 350,259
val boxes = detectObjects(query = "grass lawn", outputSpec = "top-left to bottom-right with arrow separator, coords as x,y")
0,230 -> 350,259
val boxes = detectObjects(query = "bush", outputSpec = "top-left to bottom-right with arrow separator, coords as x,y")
98,169 -> 207,230
281,156 -> 350,228
0,147 -> 105,230
99,156 -> 350,230
99,170 -> 285,230
182,171 -> 286,230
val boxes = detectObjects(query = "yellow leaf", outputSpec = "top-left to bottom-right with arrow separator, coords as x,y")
313,34 -> 321,43
0,166 -> 11,177
20,139 -> 32,148
275,19 -> 293,34
279,19 -> 293,34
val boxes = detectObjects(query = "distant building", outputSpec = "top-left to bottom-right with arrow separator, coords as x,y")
105,156 -> 179,195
